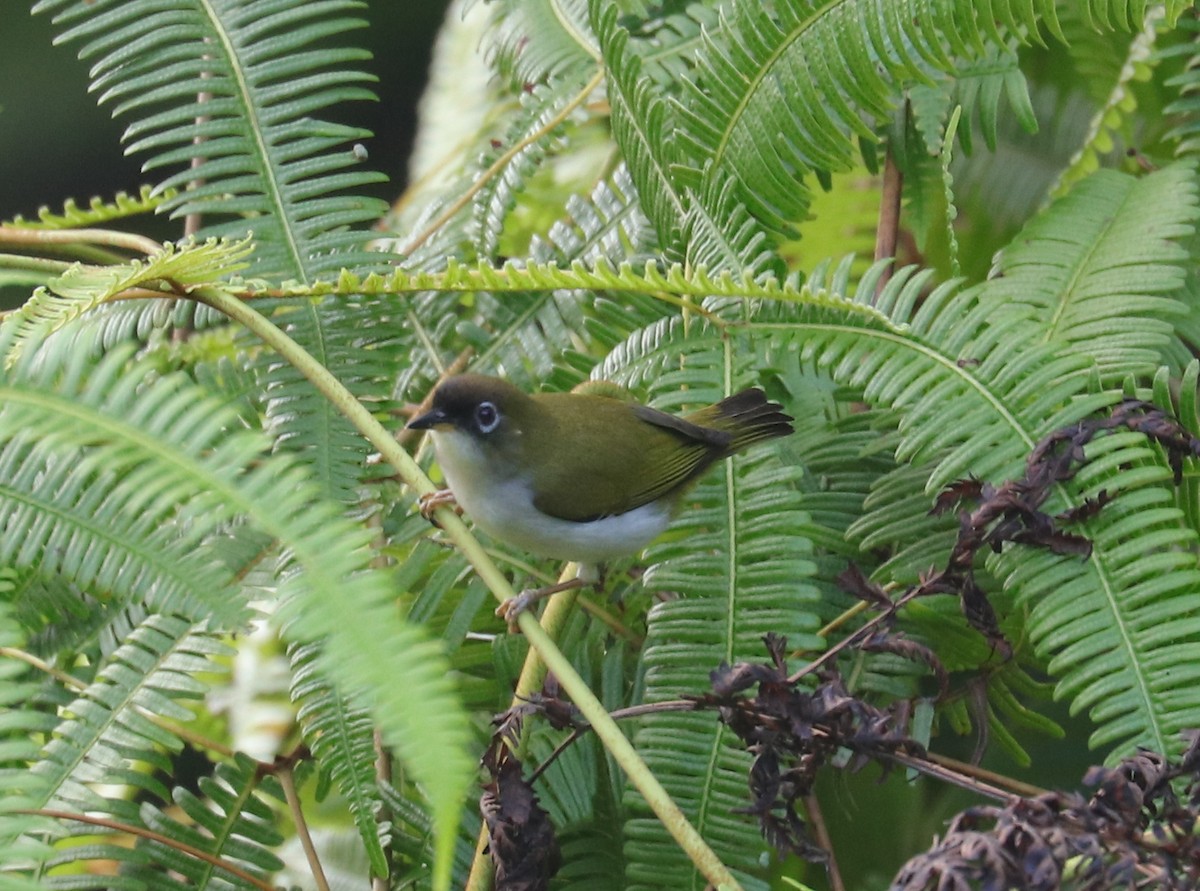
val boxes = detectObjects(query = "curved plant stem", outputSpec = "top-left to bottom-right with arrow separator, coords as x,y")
278,761 -> 331,891
194,286 -> 743,891
0,225 -> 162,256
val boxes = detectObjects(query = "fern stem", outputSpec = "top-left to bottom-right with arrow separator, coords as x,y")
0,253 -> 72,274
277,760 -> 332,891
0,224 -> 162,256
872,146 -> 903,302
803,794 -> 844,891
194,285 -> 743,890
403,67 -> 606,253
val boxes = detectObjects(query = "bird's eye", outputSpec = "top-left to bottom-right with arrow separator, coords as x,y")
475,401 -> 500,433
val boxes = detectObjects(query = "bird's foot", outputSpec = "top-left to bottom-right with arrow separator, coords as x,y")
418,488 -> 461,527
496,577 -> 585,632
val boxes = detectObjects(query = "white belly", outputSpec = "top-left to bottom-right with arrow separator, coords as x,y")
430,429 -> 672,563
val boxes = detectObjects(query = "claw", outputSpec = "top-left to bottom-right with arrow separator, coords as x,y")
495,589 -> 539,632
495,577 -> 585,633
418,489 -> 460,527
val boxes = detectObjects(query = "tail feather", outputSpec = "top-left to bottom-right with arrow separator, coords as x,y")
698,388 -> 794,454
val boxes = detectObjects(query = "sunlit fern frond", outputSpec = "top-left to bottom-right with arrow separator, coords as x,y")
3,186 -> 174,229
4,237 -> 253,367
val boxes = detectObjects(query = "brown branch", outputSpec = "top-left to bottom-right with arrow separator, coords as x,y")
277,759 -> 331,891
804,794 -> 844,891
872,145 -> 903,303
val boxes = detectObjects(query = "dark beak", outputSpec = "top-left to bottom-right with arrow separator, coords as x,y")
406,407 -> 450,431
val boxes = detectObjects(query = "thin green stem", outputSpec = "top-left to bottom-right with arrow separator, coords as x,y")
194,285 -> 742,890
0,225 -> 162,256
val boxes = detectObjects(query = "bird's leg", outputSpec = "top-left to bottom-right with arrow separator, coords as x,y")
495,577 -> 585,631
496,562 -> 601,631
417,488 -> 461,527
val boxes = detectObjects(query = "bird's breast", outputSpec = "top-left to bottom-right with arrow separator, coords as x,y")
430,429 -> 673,563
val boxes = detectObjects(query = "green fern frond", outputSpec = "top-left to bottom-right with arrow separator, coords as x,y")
591,324 -> 823,889
0,327 -> 474,885
1050,6 -> 1167,198
590,3 -> 688,257
27,614 -> 226,824
672,0 -> 1060,248
0,601 -> 57,884
32,0 -> 388,281
102,754 -> 285,890
484,0 -> 600,86
985,163 -> 1196,379
5,236 -> 254,367
4,186 -> 174,229
998,427 -> 1200,756
1164,15 -> 1200,156
529,165 -> 656,266
470,80 -> 592,261
626,3 -> 719,90
907,39 -> 1037,157
289,640 -> 388,879
773,171 -> 1199,757
0,353 -> 252,625
30,0 -> 396,505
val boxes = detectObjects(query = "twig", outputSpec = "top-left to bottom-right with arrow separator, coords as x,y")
787,588 -> 920,684
928,751 -> 1047,799
872,145 -> 903,303
883,750 -> 1018,804
804,794 -> 844,891
276,756 -> 331,891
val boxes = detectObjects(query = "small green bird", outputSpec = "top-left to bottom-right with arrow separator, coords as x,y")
407,374 -> 793,620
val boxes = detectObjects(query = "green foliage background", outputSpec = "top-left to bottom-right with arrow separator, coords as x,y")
2,1 -> 1200,890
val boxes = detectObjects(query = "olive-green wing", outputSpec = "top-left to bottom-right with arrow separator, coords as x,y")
528,395 -> 726,521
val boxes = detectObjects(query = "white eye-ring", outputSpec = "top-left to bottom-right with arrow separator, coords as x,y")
475,401 -> 500,433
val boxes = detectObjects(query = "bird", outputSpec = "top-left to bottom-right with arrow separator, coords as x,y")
406,373 -> 794,624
